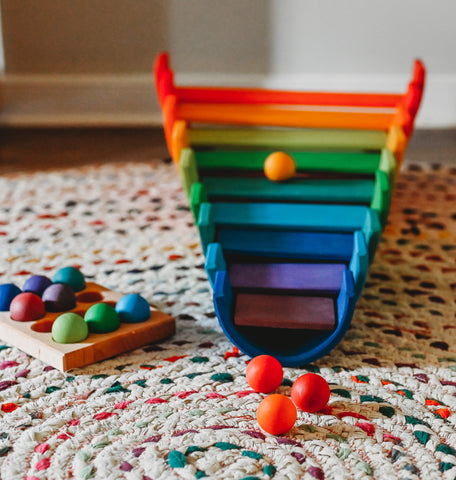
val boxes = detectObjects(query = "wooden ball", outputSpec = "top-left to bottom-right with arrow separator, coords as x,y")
264,152 -> 296,182
291,373 -> 330,413
10,292 -> 45,322
257,394 -> 297,435
246,355 -> 283,393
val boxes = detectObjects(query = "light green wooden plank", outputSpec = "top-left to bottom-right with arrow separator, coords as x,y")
188,128 -> 387,151
179,148 -> 198,198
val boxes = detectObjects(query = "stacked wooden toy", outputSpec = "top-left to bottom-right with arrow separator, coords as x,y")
155,53 -> 425,366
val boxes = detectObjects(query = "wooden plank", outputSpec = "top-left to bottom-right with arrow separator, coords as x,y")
218,229 -> 354,261
202,177 -> 374,204
178,103 -> 395,130
379,148 -> 398,187
196,150 -> 381,174
370,170 -> 391,226
229,263 -> 346,294
179,148 -> 198,198
234,293 -> 336,330
155,52 -> 417,108
0,282 -> 175,371
188,128 -> 388,151
212,202 -> 373,232
205,243 -> 226,287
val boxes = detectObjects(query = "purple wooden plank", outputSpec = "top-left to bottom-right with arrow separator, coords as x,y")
234,293 -> 335,330
229,263 -> 346,294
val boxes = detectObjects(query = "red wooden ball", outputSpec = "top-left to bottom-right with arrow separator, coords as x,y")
257,394 -> 297,435
246,355 -> 283,393
291,373 -> 330,413
10,292 -> 46,322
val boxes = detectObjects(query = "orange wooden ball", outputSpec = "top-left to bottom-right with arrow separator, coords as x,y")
264,152 -> 296,182
256,394 -> 297,435
246,355 -> 283,393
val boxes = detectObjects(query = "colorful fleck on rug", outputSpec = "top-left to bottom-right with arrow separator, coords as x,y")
0,156 -> 456,480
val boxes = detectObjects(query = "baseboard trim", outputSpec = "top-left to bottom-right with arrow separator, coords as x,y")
1,72 -> 455,128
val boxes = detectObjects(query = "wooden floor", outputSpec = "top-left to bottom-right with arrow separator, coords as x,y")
0,128 -> 455,175
0,128 -> 169,175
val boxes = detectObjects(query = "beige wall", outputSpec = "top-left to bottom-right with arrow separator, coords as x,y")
1,0 -> 455,127
2,0 -> 456,76
1,0 -> 269,75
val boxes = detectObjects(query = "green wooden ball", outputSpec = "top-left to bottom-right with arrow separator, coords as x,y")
84,303 -> 120,333
52,313 -> 89,344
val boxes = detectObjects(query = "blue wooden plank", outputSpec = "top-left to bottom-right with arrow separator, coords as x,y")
218,229 -> 354,261
205,201 -> 380,260
205,243 -> 226,288
229,263 -> 346,294
348,230 -> 369,296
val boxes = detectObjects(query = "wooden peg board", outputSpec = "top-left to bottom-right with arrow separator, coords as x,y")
0,282 -> 175,371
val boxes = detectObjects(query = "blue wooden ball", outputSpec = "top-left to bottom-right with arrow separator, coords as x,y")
115,294 -> 150,323
53,267 -> 86,292
0,283 -> 22,311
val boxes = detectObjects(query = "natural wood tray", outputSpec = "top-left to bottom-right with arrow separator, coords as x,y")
0,282 -> 175,371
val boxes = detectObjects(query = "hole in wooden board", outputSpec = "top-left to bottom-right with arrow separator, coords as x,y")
31,319 -> 54,333
76,291 -> 103,303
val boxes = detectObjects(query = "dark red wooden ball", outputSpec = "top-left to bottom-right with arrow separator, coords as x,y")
291,373 -> 330,413
10,292 -> 46,322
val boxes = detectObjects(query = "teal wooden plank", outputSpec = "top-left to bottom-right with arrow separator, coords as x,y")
211,202 -> 375,233
199,201 -> 380,260
202,177 -> 374,204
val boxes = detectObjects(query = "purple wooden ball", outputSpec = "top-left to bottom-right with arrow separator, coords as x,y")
23,275 -> 53,297
42,283 -> 76,312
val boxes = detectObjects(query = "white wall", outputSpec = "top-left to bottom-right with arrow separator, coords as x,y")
0,0 -> 455,127
0,3 -> 4,73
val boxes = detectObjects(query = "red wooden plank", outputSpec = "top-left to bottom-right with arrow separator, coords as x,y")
234,293 -> 336,330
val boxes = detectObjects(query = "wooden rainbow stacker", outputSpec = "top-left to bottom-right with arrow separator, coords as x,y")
155,52 -> 425,366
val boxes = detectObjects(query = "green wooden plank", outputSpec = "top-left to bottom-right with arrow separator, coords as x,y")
370,170 -> 391,227
202,177 -> 375,204
196,150 -> 381,174
188,128 -> 387,151
190,182 -> 208,221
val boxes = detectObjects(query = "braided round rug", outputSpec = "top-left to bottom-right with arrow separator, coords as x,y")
0,155 -> 455,480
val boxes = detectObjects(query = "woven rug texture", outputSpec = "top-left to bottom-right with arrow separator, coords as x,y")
0,156 -> 455,480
